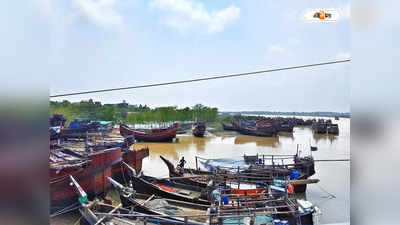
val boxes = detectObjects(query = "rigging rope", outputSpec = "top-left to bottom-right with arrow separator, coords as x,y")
50,59 -> 350,98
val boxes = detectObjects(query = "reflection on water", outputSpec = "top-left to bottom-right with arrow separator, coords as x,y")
134,136 -> 214,161
313,133 -> 338,143
192,136 -> 211,152
137,118 -> 349,224
278,132 -> 294,139
234,135 -> 280,147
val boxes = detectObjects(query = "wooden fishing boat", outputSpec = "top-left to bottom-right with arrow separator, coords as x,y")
208,194 -> 317,225
235,120 -> 277,137
50,147 -> 122,213
312,120 -> 328,134
77,177 -> 204,225
79,201 -> 153,225
192,121 -> 206,137
160,155 -> 210,188
55,118 -> 113,140
128,174 -> 210,205
120,123 -> 179,142
236,126 -> 277,137
221,123 -> 237,131
80,200 -> 205,225
327,123 -> 339,135
160,154 -> 317,194
52,136 -> 150,186
244,155 -> 316,193
109,177 -> 208,225
303,119 -> 314,126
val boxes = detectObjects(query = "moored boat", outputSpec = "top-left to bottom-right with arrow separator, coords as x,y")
76,176 -> 204,225
50,147 -> 121,213
128,173 -> 210,205
160,154 -> 317,194
120,123 -> 179,142
222,122 -> 237,131
208,193 -> 318,225
109,177 -> 208,225
192,121 -> 206,137
327,123 -> 339,135
236,125 -> 277,137
312,119 -> 328,134
160,155 -> 210,188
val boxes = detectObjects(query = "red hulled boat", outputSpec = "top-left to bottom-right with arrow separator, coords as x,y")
50,147 -> 121,213
119,123 -> 179,142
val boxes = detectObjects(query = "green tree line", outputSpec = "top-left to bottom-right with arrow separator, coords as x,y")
50,100 -> 218,124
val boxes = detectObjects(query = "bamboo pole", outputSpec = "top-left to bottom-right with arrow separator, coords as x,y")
94,203 -> 122,225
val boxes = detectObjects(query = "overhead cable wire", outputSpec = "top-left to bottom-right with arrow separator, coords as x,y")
50,59 -> 350,98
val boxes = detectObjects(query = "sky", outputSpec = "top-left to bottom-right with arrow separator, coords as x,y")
6,0 -> 350,111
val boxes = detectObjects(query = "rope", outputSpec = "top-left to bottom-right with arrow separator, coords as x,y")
50,59 -> 350,98
50,203 -> 82,218
314,159 -> 350,162
315,183 -> 336,199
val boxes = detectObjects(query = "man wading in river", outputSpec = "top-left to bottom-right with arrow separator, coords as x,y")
177,157 -> 186,174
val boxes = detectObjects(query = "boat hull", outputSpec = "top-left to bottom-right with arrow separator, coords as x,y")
237,128 -> 276,137
222,123 -> 237,131
160,155 -> 315,194
192,124 -> 206,137
120,123 -> 178,142
119,194 -> 205,225
130,175 -> 210,206
50,148 -> 122,213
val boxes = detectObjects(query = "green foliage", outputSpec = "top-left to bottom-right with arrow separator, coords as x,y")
50,100 -> 219,124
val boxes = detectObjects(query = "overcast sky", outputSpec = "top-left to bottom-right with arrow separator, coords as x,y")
19,0 -> 350,111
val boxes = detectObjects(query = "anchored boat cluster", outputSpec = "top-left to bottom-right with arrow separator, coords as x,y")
50,114 -> 324,225
222,115 -> 339,137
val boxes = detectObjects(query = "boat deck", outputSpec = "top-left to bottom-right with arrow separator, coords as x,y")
136,198 -> 207,223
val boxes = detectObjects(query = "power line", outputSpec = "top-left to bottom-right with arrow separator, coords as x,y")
50,59 -> 350,98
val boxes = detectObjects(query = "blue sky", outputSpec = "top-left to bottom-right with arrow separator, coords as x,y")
23,0 -> 349,111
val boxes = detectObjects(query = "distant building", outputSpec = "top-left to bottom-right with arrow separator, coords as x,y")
117,100 -> 129,108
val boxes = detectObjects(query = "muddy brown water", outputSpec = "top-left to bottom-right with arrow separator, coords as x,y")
52,117 -> 349,224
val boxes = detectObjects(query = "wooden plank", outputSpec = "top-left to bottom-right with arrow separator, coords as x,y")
290,179 -> 320,185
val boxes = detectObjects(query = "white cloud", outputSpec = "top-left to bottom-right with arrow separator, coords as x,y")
73,0 -> 123,27
149,0 -> 240,34
336,52 -> 351,60
267,44 -> 286,54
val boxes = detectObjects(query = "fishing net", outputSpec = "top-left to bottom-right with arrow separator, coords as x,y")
144,199 -> 183,216
198,157 -> 250,172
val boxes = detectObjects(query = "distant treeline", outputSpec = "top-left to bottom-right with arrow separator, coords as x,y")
220,111 -> 351,118
50,100 -> 218,124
